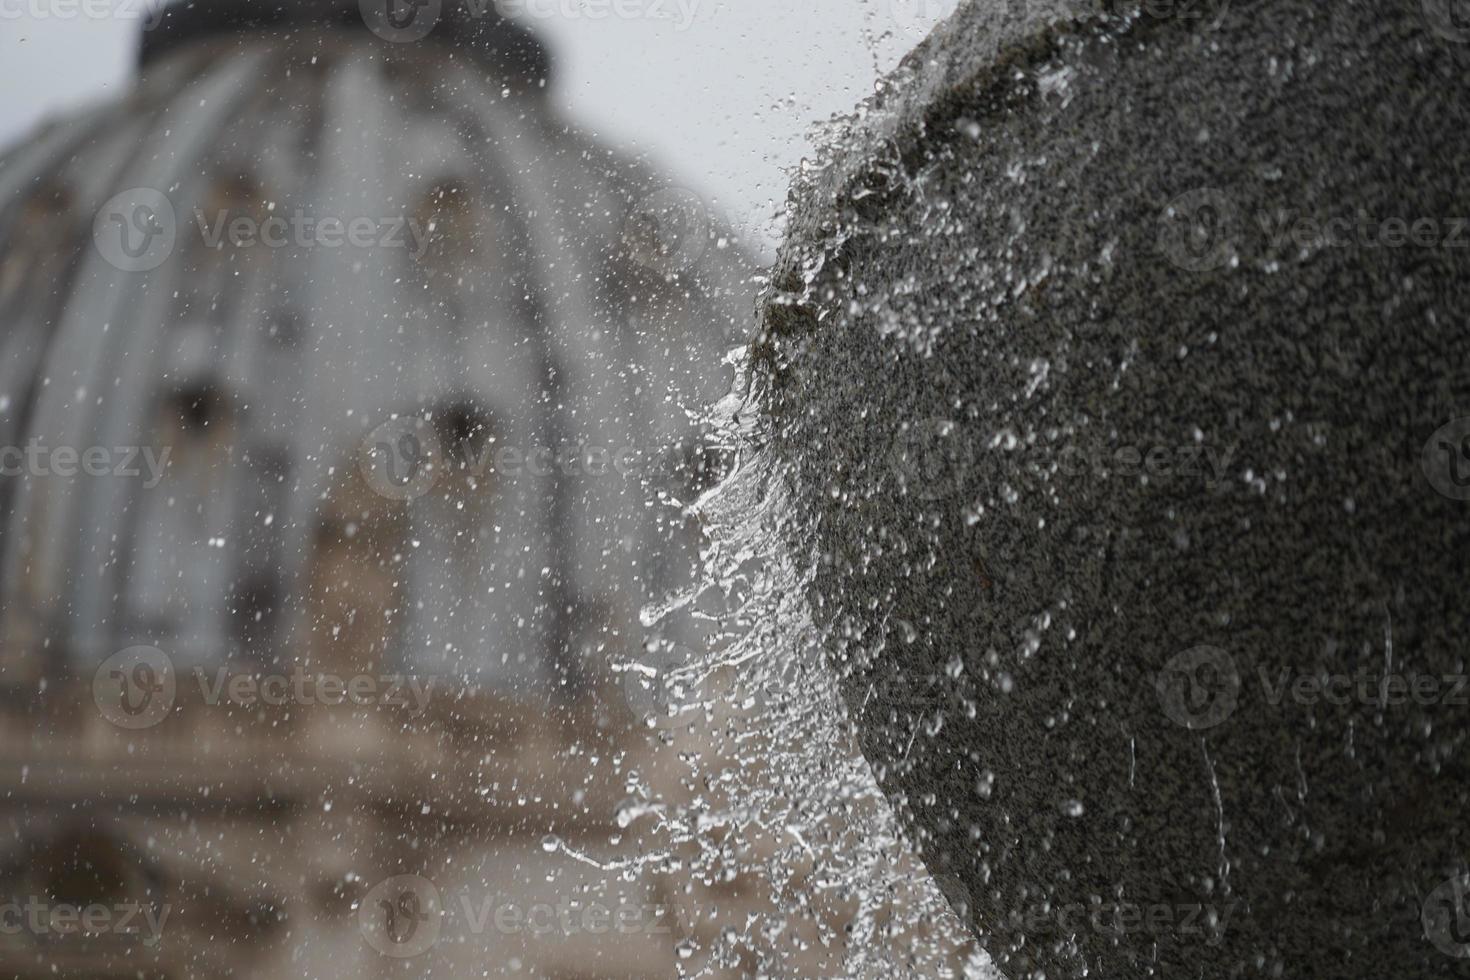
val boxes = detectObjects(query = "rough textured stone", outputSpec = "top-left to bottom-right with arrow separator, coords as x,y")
753,1 -> 1470,977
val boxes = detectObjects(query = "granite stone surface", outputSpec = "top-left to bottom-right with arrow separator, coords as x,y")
753,1 -> 1470,976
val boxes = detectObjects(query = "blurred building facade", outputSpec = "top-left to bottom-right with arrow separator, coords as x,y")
0,2 -> 757,977
0,3 -> 982,977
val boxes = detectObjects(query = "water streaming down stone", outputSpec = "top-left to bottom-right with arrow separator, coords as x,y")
724,0 -> 1470,977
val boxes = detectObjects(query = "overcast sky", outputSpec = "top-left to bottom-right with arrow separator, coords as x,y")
0,0 -> 959,258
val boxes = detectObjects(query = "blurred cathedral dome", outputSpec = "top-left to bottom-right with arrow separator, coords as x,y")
0,0 -> 750,692
0,11 -> 976,978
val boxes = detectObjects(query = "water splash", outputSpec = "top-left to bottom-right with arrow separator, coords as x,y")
634,360 -> 991,977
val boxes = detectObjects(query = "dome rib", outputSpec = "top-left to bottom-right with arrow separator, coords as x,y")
429,64 -> 578,691
96,50 -> 318,664
2,52 -> 272,665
